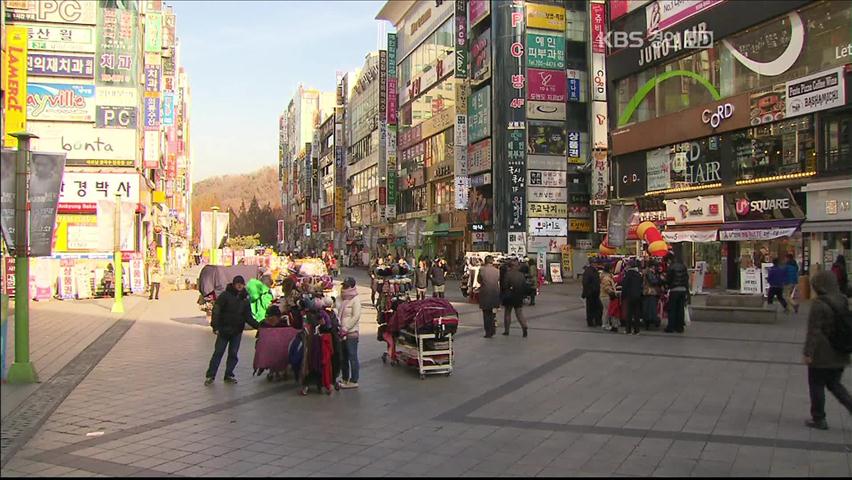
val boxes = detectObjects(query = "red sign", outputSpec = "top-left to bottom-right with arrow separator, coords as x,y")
4,257 -> 15,296
527,68 -> 567,102
58,202 -> 97,213
311,217 -> 318,233
591,3 -> 606,54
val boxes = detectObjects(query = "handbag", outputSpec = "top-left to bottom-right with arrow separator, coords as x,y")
684,305 -> 691,325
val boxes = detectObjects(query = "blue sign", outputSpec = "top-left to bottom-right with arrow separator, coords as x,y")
161,93 -> 175,126
568,78 -> 580,102
144,96 -> 160,128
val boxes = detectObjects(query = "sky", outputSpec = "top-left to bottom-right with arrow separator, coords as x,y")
170,0 -> 386,182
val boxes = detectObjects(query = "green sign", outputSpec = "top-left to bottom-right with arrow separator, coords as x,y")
468,85 -> 491,144
526,32 -> 565,70
145,12 -> 163,52
96,7 -> 138,86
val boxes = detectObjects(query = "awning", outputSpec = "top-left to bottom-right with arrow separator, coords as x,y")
662,230 -> 718,243
801,220 -> 852,233
719,227 -> 797,241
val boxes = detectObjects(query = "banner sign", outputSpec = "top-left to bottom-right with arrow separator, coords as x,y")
387,32 -> 398,124
529,124 -> 567,155
144,96 -> 160,128
455,0 -> 468,79
528,68 -> 567,102
664,195 -> 724,225
162,92 -> 175,126
163,13 -> 176,48
591,149 -> 609,205
526,101 -> 566,121
528,170 -> 567,188
568,218 -> 593,232
468,85 -> 491,143
508,1 -> 525,129
590,2 -> 606,53
591,101 -> 608,149
646,147 -> 672,191
567,69 -> 585,102
144,130 -> 159,169
471,28 -> 491,84
96,105 -> 137,129
526,32 -> 565,70
5,0 -> 97,24
469,0 -> 491,28
785,67 -> 845,118
28,152 -> 66,257
60,172 -> 139,205
96,8 -> 137,85
719,228 -> 797,242
27,82 -> 95,122
526,3 -> 566,31
145,12 -> 163,52
528,186 -> 568,203
97,200 -> 136,251
591,53 -> 607,102
21,23 -> 95,52
4,26 -> 29,148
27,53 -> 94,78
454,78 -> 469,210
30,122 -> 136,162
529,202 -> 568,218
508,129 -> 526,230
144,63 -> 161,93
96,86 -> 137,107
1,151 -> 17,249
567,131 -> 581,159
468,139 -> 492,174
529,218 -> 568,236
662,230 -> 718,243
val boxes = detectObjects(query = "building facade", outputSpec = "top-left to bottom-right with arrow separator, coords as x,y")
605,0 -> 851,291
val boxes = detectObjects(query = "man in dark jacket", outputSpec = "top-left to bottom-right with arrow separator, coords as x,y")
502,260 -> 530,337
478,256 -> 501,338
803,271 -> 852,430
581,264 -> 602,327
767,258 -> 789,312
665,255 -> 689,333
429,259 -> 447,298
621,261 -> 644,335
205,276 -> 259,385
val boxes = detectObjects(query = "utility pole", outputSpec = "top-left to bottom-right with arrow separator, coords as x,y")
210,206 -> 219,265
112,193 -> 125,314
6,132 -> 38,384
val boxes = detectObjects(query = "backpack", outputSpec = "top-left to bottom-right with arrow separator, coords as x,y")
820,299 -> 852,354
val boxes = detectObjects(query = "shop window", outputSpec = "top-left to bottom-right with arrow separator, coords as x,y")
432,181 -> 454,214
399,186 -> 427,214
733,116 -> 815,181
823,112 -> 851,173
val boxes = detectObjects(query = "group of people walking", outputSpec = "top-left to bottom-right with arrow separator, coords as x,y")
475,256 -> 536,338
582,254 -> 689,335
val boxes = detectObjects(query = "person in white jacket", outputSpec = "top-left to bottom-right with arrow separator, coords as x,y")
338,277 -> 362,389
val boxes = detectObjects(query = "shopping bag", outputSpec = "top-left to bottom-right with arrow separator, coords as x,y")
684,305 -> 691,326
791,284 -> 799,301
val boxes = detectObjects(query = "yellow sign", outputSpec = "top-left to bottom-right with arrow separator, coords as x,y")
561,244 -> 572,274
153,190 -> 166,203
528,202 -> 568,218
3,26 -> 28,148
526,3 -> 566,31
569,219 -> 592,232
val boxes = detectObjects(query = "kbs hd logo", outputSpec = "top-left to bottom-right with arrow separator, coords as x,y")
605,23 -> 714,51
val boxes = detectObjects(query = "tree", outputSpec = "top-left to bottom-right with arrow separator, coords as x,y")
226,234 -> 260,250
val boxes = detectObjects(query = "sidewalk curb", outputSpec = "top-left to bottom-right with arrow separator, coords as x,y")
0,299 -> 151,468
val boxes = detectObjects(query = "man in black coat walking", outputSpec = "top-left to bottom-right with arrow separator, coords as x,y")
205,276 -> 259,385
581,264 -> 602,327
621,260 -> 644,335
665,255 -> 690,333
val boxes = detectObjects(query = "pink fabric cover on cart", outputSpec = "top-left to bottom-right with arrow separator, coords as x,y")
253,327 -> 300,371
388,298 -> 458,334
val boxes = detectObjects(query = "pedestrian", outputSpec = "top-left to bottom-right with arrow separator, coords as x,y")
802,271 -> 852,430
478,255 -> 501,338
784,253 -> 800,314
832,255 -> 849,297
664,254 -> 689,333
767,258 -> 789,312
247,274 -> 275,326
581,264 -> 602,327
641,261 -> 662,329
502,260 -> 530,337
600,264 -> 619,332
148,261 -> 162,300
621,260 -> 643,335
329,254 -> 339,277
527,258 -> 539,305
415,259 -> 429,300
370,257 -> 384,306
338,277 -> 361,389
429,258 -> 447,298
206,276 -> 259,385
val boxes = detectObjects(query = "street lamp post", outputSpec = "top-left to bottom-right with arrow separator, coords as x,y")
112,193 -> 124,314
7,132 -> 38,384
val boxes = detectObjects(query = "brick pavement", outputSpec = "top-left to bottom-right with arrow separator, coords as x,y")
1,267 -> 850,477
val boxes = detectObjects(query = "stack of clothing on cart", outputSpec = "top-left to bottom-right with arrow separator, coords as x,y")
388,298 -> 459,335
252,305 -> 300,382
289,291 -> 342,396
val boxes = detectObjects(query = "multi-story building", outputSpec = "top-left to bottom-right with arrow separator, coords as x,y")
377,0 -> 598,278
2,1 -> 192,298
605,0 -> 850,292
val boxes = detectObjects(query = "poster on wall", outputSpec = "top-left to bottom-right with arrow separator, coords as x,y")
27,83 -> 96,122
528,123 -> 566,155
646,147 -> 672,191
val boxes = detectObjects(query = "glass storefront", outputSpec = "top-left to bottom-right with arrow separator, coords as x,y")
615,1 -> 851,126
732,116 -> 816,180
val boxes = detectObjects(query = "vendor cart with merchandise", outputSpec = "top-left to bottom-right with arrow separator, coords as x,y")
385,298 -> 459,379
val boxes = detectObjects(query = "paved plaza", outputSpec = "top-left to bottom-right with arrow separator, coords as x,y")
1,268 -> 850,477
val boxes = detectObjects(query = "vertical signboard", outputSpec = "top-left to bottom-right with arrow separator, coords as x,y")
589,1 -> 609,206
378,49 -> 388,220
508,1 -> 526,130
387,33 -> 398,125
144,12 -> 163,52
96,7 -> 137,86
455,79 -> 469,210
3,26 -> 28,148
386,35 -> 398,218
508,129 -> 526,231
455,0 -> 468,79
